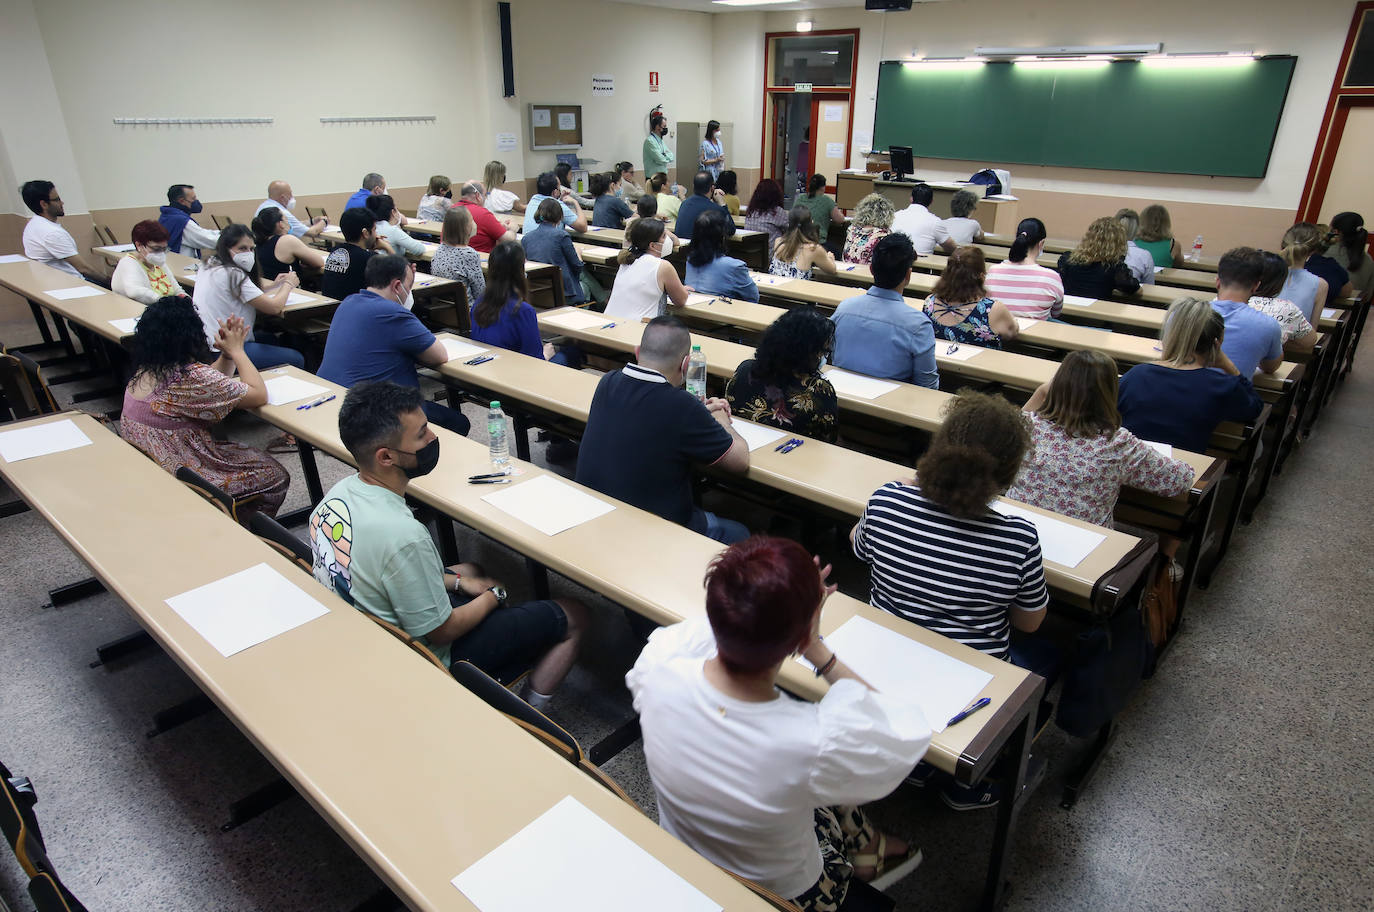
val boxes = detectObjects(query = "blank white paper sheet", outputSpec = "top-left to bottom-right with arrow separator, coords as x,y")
939,344 -> 984,362
109,317 -> 140,335
45,286 -> 104,301
264,375 -> 329,406
1062,295 -> 1097,307
817,616 -> 993,733
1143,440 -> 1173,458
542,309 -> 611,331
107,243 -> 137,252
1014,316 -> 1037,332
732,420 -> 788,451
1322,308 -> 1338,320
0,419 -> 92,463
443,337 -> 489,360
482,474 -> 614,536
823,369 -> 899,400
285,292 -> 315,307
0,254 -> 28,264
992,501 -> 1106,568
165,562 -> 330,657
452,795 -> 720,912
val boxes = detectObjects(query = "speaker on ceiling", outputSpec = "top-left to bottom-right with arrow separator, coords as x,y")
865,0 -> 913,9
499,2 -> 515,98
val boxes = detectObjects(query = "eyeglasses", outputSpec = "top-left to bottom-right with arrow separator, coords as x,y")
47,195 -> 61,203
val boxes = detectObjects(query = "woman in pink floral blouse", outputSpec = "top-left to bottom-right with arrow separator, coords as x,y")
1007,350 -> 1193,528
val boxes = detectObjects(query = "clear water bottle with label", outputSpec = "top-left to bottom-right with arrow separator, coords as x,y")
686,345 -> 708,402
487,400 -> 510,472
1188,235 -> 1204,263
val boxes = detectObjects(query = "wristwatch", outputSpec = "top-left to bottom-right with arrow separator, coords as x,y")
487,585 -> 508,608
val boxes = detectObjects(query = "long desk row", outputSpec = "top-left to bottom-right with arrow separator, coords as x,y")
984,231 -> 1222,273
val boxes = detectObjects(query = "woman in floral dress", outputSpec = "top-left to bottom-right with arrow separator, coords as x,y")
923,246 -> 1019,350
726,306 -> 838,443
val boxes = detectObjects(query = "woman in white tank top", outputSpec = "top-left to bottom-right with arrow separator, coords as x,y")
604,217 -> 693,320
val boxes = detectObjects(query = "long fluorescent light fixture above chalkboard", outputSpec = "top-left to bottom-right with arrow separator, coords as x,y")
975,44 -> 1160,59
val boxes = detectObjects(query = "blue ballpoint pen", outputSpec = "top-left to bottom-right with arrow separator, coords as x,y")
774,438 -> 799,452
947,697 -> 991,727
600,322 -> 616,329
779,439 -> 804,454
297,394 -> 335,410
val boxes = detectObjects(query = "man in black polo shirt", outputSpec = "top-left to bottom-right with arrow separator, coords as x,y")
576,316 -> 750,544
320,206 -> 390,300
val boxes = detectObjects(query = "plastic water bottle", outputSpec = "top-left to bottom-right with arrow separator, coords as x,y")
487,401 -> 510,471
686,345 -> 708,402
1188,235 -> 1204,263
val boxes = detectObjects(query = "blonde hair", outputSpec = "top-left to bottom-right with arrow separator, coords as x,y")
851,193 -> 894,229
1115,208 -> 1141,241
441,205 -> 475,246
775,206 -> 820,264
1280,222 -> 1324,267
1160,296 -> 1224,366
482,161 -> 508,194
1138,204 -> 1173,242
427,174 -> 451,196
1068,217 -> 1127,266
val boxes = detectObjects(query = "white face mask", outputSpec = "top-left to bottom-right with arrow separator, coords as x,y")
286,196 -> 297,211
660,235 -> 674,258
232,251 -> 256,272
144,250 -> 167,267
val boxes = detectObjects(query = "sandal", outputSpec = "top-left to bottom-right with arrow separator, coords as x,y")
267,433 -> 297,454
851,833 -> 922,890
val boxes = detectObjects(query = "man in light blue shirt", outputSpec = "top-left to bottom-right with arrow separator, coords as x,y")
255,180 -> 326,239
1211,247 -> 1283,377
830,233 -> 939,389
522,172 -> 589,235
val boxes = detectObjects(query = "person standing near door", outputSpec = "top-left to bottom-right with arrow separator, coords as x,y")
699,120 -> 725,182
644,113 -> 675,182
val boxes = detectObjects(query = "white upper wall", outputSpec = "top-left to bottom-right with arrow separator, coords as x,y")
763,0 -> 1355,210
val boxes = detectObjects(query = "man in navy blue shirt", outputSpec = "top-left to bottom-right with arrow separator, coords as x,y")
1210,247 -> 1283,377
345,172 -> 387,214
674,171 -> 735,241
318,254 -> 469,435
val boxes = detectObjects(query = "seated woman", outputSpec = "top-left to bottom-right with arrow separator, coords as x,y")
591,171 -> 633,229
716,169 -> 741,216
685,210 -> 757,302
1136,204 -> 1184,268
555,161 -> 595,210
192,224 -> 304,370
521,198 -> 586,306
842,193 -> 894,265
121,296 -> 288,519
626,536 -> 929,910
1113,209 -> 1157,286
800,173 -> 845,251
470,241 -> 580,368
251,205 -> 326,287
614,161 -> 645,204
1118,296 -> 1264,454
481,161 -> 526,214
726,306 -> 837,442
923,247 -> 1018,349
942,190 -> 985,245
1057,216 -> 1141,300
365,194 -> 427,259
604,218 -> 693,321
770,206 -> 836,281
984,217 -> 1064,321
416,174 -> 454,222
743,178 -> 789,247
1279,223 -> 1343,321
650,172 -> 682,221
1327,211 -> 1374,302
1249,250 -> 1316,357
430,205 -> 485,307
1009,350 -> 1194,528
112,220 -> 180,304
623,194 -> 680,257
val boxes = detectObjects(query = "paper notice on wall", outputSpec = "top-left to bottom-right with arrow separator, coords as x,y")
496,132 -> 518,152
591,73 -> 615,97
823,104 -> 843,122
532,108 -> 551,128
854,129 -> 872,152
558,112 -> 577,131
825,142 -> 844,160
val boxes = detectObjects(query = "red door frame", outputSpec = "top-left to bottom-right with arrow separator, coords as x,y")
760,29 -> 860,194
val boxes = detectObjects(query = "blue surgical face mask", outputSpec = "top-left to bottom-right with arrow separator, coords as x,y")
819,355 -> 828,369
614,186 -> 624,198
189,200 -> 203,214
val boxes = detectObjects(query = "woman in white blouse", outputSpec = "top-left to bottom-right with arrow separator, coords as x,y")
603,218 -> 691,320
111,220 -> 181,304
481,161 -> 526,214
626,536 -> 929,910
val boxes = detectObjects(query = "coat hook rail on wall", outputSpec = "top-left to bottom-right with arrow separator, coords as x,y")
113,117 -> 274,125
319,115 -> 438,124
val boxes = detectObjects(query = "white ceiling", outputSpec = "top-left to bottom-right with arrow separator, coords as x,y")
596,0 -> 936,14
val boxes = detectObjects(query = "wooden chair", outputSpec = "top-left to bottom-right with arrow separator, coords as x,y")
0,351 -> 59,421
305,206 -> 329,223
95,224 -> 119,246
29,870 -> 88,912
248,512 -> 311,573
211,214 -> 235,230
1,761 -> 88,912
173,466 -> 260,523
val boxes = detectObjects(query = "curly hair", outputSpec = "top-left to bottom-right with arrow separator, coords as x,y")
949,189 -> 979,218
932,246 -> 987,304
917,391 -> 1030,518
752,306 -> 833,385
850,193 -> 894,230
1068,217 -> 1127,266
745,179 -> 784,217
129,295 -> 211,384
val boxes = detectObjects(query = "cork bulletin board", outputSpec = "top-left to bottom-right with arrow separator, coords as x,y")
529,104 -> 582,150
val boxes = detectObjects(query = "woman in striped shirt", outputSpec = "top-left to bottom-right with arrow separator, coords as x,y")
851,391 -> 1049,663
984,217 -> 1065,321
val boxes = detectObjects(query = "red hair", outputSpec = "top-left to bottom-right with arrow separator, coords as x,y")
705,536 -> 820,674
131,219 -> 169,246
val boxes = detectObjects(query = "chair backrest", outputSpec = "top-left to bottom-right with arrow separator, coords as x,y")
305,206 -> 329,222
1,352 -> 59,419
724,870 -> 804,912
95,224 -> 119,246
174,466 -> 236,520
211,214 -> 235,230
0,761 -> 42,875
248,512 -> 312,573
450,660 -> 582,763
362,612 -> 452,675
28,871 -> 88,912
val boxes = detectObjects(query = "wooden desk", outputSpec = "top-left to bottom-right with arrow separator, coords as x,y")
834,173 -> 1021,235
983,233 -> 1223,274
0,412 -> 772,911
565,222 -> 770,271
0,260 -> 144,344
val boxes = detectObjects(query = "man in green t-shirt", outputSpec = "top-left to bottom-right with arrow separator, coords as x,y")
309,381 -> 587,709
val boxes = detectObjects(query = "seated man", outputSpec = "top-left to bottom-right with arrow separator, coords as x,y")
20,180 -> 100,280
345,172 -> 388,213
890,183 -> 956,256
830,233 -> 939,389
310,381 -> 587,708
317,254 -> 470,436
521,172 -> 589,236
158,184 -> 221,259
255,180 -> 327,239
1211,246 -> 1284,377
320,207 -> 391,301
674,171 -> 736,241
455,181 -> 518,253
575,315 -> 750,544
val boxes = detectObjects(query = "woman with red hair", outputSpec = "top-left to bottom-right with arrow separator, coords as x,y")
111,220 -> 181,304
626,536 -> 929,910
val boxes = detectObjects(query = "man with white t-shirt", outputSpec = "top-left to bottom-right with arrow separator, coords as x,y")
20,180 -> 101,281
890,183 -> 956,257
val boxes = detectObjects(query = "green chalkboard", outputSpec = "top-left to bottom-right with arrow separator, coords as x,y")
872,57 -> 1297,178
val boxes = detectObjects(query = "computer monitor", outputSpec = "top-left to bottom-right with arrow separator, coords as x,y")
888,145 -> 914,181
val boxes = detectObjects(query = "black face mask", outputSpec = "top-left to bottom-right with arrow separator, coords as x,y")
392,437 -> 440,479
444,190 -> 453,199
